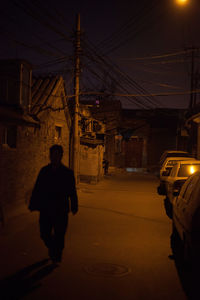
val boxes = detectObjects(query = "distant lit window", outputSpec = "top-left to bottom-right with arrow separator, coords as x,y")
2,126 -> 17,148
55,126 -> 62,140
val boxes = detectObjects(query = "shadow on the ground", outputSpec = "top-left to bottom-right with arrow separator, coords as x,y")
0,258 -> 58,299
170,229 -> 200,300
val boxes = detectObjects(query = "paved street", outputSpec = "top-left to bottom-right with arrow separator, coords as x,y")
0,171 -> 189,299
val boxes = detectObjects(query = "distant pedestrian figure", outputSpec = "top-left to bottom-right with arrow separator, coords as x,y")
103,159 -> 109,175
29,144 -> 78,263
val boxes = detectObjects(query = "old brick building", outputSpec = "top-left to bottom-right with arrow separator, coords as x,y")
0,60 -> 71,215
79,99 -> 185,172
79,104 -> 105,183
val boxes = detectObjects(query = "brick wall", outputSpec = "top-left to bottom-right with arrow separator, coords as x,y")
79,144 -> 104,183
0,98 -> 70,211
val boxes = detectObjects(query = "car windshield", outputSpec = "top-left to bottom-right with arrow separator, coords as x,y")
166,160 -> 182,166
178,164 -> 200,177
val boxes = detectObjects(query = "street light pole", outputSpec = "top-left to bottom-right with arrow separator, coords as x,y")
189,47 -> 195,110
73,13 -> 81,183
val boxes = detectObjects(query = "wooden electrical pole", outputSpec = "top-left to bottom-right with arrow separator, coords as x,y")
189,47 -> 195,110
73,13 -> 81,183
193,69 -> 199,108
188,47 -> 200,111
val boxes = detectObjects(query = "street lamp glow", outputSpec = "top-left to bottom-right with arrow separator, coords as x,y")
175,0 -> 188,5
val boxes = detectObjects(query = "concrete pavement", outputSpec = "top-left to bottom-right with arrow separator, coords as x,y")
0,170 -> 187,300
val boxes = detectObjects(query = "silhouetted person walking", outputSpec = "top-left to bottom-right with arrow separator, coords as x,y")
29,144 -> 78,263
103,159 -> 109,175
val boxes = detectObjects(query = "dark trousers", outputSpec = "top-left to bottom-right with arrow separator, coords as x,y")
39,212 -> 68,258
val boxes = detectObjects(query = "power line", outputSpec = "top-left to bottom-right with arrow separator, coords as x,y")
0,7 -> 67,57
98,0 -> 161,54
35,56 -> 72,69
82,37 -> 162,108
82,58 -> 149,109
79,89 -> 200,97
143,59 -> 191,65
30,0 -> 68,29
117,48 -> 198,61
11,0 -> 72,43
82,51 -> 150,109
0,27 -> 63,58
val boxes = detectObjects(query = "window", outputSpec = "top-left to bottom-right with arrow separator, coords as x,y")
2,126 -> 17,148
55,126 -> 62,140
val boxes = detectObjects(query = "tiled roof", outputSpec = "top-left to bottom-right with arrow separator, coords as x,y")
0,104 -> 39,127
31,76 -> 63,115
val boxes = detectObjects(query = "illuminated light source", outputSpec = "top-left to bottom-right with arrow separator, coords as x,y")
175,0 -> 188,5
189,165 -> 195,174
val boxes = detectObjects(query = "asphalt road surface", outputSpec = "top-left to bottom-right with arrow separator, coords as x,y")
0,171 -> 194,299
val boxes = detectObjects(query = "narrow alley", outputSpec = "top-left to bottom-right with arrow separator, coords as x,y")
0,171 -> 188,299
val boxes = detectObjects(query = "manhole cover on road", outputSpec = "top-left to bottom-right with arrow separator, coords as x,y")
83,263 -> 131,277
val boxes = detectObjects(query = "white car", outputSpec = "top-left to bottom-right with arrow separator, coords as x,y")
166,159 -> 200,205
157,156 -> 194,195
159,150 -> 190,166
172,171 -> 200,262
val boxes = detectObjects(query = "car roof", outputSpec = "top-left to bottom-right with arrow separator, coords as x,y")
178,159 -> 200,165
164,150 -> 188,154
164,156 -> 194,163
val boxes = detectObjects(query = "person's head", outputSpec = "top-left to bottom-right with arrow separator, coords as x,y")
49,144 -> 63,167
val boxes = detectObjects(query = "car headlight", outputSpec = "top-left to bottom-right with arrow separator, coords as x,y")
189,165 -> 196,174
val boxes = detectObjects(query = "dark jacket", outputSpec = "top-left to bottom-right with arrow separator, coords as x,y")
29,164 -> 78,214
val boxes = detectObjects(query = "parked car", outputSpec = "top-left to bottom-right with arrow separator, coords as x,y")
172,171 -> 200,263
159,150 -> 190,167
166,159 -> 200,204
157,156 -> 194,195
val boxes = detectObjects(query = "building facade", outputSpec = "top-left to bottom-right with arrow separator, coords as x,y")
79,104 -> 105,183
0,60 -> 71,214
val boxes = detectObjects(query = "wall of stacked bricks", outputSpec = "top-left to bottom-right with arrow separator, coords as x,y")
79,144 -> 104,182
0,99 -> 70,210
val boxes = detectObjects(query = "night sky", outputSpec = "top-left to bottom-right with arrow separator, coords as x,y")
0,0 -> 200,109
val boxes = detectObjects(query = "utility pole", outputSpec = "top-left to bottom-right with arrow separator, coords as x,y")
189,47 -> 195,110
188,47 -> 200,111
73,13 -> 81,183
194,69 -> 200,108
